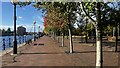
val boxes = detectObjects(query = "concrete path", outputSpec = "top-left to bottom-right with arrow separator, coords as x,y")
2,36 -> 119,68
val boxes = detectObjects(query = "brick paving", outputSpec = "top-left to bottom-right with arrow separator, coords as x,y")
1,36 -> 119,67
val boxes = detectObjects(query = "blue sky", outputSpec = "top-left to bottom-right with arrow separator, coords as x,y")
1,2 -> 46,32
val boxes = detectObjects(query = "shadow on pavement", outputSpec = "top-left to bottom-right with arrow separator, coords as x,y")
65,51 -> 116,54
20,52 -> 65,55
33,43 -> 44,46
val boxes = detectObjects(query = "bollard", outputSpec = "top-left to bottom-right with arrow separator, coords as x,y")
57,36 -> 59,43
3,39 -> 5,50
9,38 -> 11,47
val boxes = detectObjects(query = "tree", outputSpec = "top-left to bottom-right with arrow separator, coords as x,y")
39,2 -> 79,51
2,29 -> 6,36
80,2 -> 120,68
80,2 -> 103,68
107,2 -> 120,52
6,28 -> 12,36
0,29 -> 2,36
58,2 -> 78,53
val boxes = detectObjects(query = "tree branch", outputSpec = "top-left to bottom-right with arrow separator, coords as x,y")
80,2 -> 96,27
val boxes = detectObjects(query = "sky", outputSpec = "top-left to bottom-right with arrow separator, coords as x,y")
1,2 -> 46,32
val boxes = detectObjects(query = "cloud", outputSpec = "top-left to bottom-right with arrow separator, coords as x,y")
17,16 -> 24,24
17,16 -> 22,19
0,25 -> 13,31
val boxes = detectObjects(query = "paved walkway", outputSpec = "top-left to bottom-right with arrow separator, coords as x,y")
2,36 -> 119,67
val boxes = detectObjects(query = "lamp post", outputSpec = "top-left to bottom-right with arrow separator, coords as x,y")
13,3 -> 17,54
34,20 -> 36,41
11,0 -> 18,54
38,26 -> 40,37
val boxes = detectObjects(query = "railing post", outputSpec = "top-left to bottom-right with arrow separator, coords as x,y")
3,39 -> 5,50
25,35 -> 26,43
23,35 -> 24,43
9,38 -> 11,47
19,36 -> 21,44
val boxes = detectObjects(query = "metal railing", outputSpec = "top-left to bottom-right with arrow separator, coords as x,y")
1,35 -> 34,51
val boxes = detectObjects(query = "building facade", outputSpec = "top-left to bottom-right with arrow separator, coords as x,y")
17,26 -> 26,35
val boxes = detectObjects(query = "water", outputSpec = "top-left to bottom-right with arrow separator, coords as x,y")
0,35 -> 34,51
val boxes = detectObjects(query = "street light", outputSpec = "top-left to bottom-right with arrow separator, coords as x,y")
38,26 -> 40,37
11,0 -> 18,54
34,20 -> 36,41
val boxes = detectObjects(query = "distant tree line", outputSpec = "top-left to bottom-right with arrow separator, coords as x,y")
0,28 -> 38,36
0,28 -> 13,36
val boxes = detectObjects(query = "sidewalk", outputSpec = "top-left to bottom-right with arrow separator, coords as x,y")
2,36 -> 119,67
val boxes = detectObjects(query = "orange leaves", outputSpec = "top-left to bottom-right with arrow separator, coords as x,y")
44,17 -> 47,28
43,6 -> 68,32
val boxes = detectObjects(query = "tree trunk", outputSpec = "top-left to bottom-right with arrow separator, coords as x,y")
57,30 -> 60,43
100,19 -> 103,68
67,11 -> 74,53
85,33 -> 88,43
67,35 -> 69,39
57,36 -> 59,43
115,22 -> 118,52
52,32 -> 53,39
118,23 -> 119,37
113,27 -> 115,37
85,19 -> 88,43
55,32 -> 56,40
51,31 -> 52,38
96,26 -> 103,68
68,24 -> 73,53
96,3 -> 103,68
62,32 -> 64,47
53,32 -> 55,40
